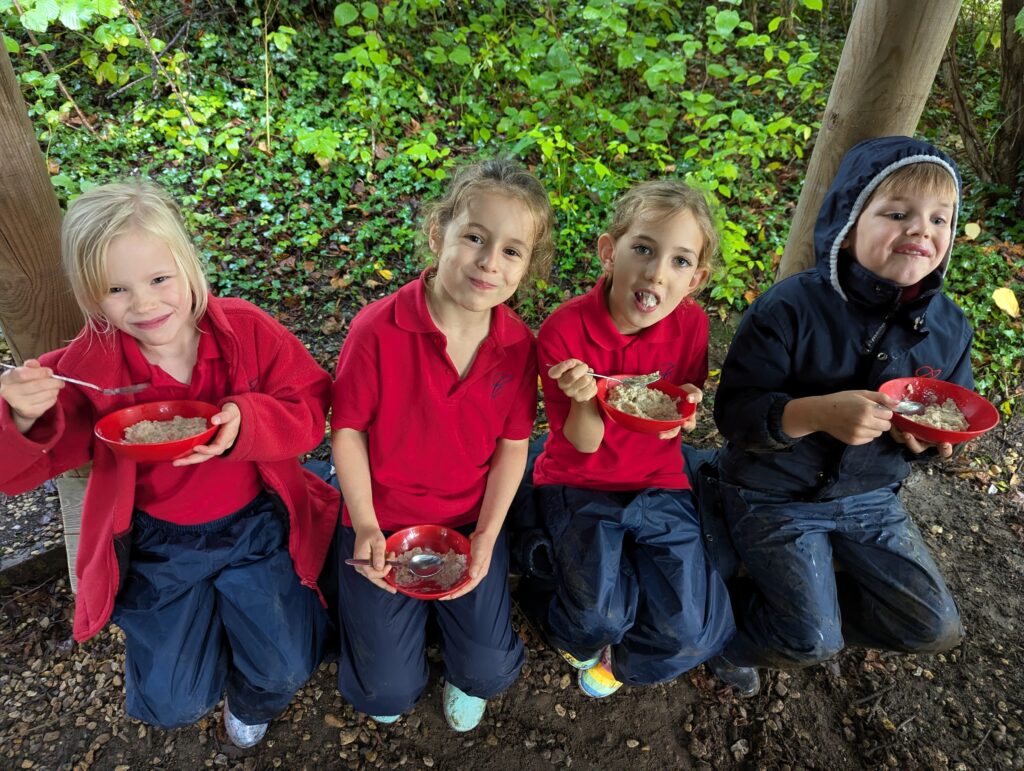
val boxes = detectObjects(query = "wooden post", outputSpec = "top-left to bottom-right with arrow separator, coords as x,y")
1,46 -> 87,591
776,0 -> 962,280
0,45 -> 80,360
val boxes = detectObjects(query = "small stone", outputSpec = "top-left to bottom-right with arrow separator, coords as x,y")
731,739 -> 750,759
422,758 -> 434,767
555,704 -> 566,717
626,739 -> 639,748
325,714 -> 345,728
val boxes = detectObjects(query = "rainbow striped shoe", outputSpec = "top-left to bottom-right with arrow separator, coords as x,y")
559,648 -> 600,671
578,647 -> 622,698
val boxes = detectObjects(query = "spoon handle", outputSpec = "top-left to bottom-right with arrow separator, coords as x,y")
344,558 -> 401,568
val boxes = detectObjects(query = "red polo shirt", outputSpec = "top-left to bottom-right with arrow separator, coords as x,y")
331,272 -> 537,531
124,319 -> 263,524
533,276 -> 708,491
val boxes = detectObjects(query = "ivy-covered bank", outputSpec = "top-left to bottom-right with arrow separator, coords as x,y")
2,0 -> 1022,403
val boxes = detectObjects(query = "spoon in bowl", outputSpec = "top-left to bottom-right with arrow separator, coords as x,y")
345,553 -> 445,577
892,400 -> 926,416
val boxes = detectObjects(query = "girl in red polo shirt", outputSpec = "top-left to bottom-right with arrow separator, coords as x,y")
0,181 -> 338,747
532,181 -> 751,697
330,160 -> 554,731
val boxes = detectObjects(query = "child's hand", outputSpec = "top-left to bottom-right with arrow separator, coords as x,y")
813,390 -> 895,445
172,402 -> 241,466
548,359 -> 597,403
0,359 -> 64,433
442,529 -> 497,601
353,526 -> 396,593
890,425 -> 954,458
672,383 -> 703,437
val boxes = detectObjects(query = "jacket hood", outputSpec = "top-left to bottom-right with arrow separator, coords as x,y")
813,136 -> 962,301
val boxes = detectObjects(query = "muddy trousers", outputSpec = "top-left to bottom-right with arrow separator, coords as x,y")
540,485 -> 736,686
112,495 -> 329,729
334,525 -> 524,716
720,482 -> 964,669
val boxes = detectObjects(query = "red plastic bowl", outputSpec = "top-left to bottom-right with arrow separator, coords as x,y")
384,524 -> 472,600
94,399 -> 219,462
879,377 -> 999,444
595,376 -> 698,435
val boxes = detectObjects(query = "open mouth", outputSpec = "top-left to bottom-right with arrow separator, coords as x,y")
635,290 -> 660,311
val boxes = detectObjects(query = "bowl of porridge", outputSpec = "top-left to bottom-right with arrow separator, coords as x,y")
595,375 -> 697,434
94,400 -> 219,461
879,377 -> 999,444
384,524 -> 472,600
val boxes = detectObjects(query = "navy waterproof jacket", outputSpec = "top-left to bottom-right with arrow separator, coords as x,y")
714,136 -> 974,500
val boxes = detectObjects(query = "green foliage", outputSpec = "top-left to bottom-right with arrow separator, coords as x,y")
2,0 -> 1019,397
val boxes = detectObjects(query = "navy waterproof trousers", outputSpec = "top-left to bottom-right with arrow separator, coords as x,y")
112,495 -> 329,728
540,485 -> 735,685
720,482 -> 963,669
334,525 -> 524,716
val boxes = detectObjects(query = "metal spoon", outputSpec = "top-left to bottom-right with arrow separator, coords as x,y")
1,362 -> 150,396
893,400 -> 926,416
544,364 -> 660,388
345,553 -> 445,577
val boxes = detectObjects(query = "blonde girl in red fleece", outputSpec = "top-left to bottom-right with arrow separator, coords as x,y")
0,180 -> 338,748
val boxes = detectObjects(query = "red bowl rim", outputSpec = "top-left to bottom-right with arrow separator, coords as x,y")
595,376 -> 697,432
93,399 -> 219,459
878,377 -> 999,442
383,525 -> 472,600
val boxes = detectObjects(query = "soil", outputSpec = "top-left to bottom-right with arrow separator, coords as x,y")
2,323 -> 1023,771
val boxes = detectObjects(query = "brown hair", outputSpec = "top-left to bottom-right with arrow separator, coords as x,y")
605,180 -> 719,277
870,162 -> 959,205
421,159 -> 555,285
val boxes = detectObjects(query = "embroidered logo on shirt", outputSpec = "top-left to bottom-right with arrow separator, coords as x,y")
915,365 -> 943,379
659,362 -> 677,380
492,373 -> 512,399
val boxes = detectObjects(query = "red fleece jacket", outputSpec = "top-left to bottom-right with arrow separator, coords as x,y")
0,296 -> 340,641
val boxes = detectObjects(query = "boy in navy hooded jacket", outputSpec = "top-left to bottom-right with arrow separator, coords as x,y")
710,136 -> 967,695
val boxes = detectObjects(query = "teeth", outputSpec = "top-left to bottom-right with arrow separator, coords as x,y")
637,291 -> 657,309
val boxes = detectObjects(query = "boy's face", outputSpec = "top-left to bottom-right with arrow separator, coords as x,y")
599,208 -> 708,336
844,188 -> 955,287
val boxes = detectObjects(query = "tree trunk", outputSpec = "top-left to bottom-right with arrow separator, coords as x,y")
995,0 -> 1024,189
0,46 -> 80,362
776,0 -> 962,280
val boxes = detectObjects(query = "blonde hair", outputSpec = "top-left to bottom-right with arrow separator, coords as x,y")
870,162 -> 959,205
606,181 -> 719,279
61,180 -> 209,333
420,159 -> 556,285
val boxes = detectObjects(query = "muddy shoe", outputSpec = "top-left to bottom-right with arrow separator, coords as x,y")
558,648 -> 600,671
578,647 -> 622,698
708,655 -> 760,698
443,681 -> 486,732
223,697 -> 269,749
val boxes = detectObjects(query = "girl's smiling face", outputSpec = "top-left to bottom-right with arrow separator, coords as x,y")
428,191 -> 534,315
98,229 -> 194,355
600,207 -> 709,335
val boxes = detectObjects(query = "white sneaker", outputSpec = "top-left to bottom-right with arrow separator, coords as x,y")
223,697 -> 269,748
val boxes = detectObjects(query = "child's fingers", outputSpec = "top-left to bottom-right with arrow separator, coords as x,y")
658,426 -> 682,440
937,442 -> 954,459
679,383 -> 703,404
